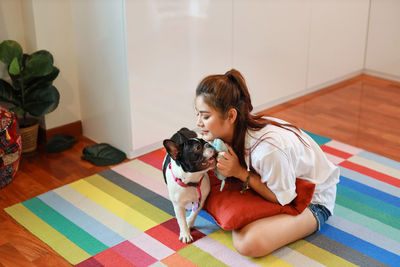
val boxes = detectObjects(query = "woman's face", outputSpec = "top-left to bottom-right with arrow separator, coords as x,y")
195,95 -> 234,143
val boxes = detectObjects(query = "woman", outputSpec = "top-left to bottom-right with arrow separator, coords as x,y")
195,69 -> 339,257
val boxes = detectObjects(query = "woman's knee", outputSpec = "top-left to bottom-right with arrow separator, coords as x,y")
233,212 -> 319,258
232,229 -> 268,257
232,230 -> 252,256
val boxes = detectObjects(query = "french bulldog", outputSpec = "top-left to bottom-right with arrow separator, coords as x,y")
163,128 -> 216,243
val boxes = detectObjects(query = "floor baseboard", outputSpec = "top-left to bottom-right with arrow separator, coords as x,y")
44,121 -> 83,141
363,69 -> 400,83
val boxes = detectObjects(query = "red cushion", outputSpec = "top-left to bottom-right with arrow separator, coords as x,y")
204,171 -> 315,230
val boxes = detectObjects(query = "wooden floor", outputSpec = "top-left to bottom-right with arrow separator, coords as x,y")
0,74 -> 399,266
261,74 -> 400,162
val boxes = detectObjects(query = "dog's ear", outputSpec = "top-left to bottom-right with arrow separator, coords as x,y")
163,139 -> 180,160
178,127 -> 197,139
170,132 -> 187,145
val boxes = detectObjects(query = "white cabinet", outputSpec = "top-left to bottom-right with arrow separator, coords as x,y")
70,0 -> 133,154
365,0 -> 400,80
124,0 -> 371,157
307,0 -> 369,88
125,0 -> 232,157
233,0 -> 310,108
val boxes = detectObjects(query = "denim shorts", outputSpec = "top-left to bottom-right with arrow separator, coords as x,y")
308,204 -> 331,231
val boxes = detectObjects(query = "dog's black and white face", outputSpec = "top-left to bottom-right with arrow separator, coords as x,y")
163,128 -> 217,173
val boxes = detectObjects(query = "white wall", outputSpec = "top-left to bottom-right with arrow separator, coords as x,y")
365,0 -> 400,81
234,0 -> 310,109
70,0 -> 133,155
0,0 -> 81,130
30,0 -> 82,129
125,0 -> 232,157
307,0 -> 369,89
20,0 -> 37,54
126,0 -> 371,157
0,0 -> 26,78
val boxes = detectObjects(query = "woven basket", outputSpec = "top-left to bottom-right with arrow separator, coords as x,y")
20,123 -> 39,153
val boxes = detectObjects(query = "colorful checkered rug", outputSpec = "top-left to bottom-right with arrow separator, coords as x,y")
4,132 -> 400,266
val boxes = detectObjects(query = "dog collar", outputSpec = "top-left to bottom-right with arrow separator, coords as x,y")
169,162 -> 203,207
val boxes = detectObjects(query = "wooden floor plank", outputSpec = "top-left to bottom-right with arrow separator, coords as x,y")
0,243 -> 36,267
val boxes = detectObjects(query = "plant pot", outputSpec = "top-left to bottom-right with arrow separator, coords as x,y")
20,122 -> 39,153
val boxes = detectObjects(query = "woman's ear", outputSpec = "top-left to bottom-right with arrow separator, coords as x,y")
227,108 -> 237,124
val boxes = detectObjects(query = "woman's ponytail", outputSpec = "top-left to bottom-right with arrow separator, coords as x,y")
224,69 -> 253,112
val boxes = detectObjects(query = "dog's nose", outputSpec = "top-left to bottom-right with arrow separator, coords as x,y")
205,142 -> 217,152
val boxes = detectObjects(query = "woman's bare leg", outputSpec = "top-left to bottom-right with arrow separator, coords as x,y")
232,208 -> 318,257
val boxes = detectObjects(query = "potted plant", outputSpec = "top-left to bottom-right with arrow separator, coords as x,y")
0,40 -> 60,153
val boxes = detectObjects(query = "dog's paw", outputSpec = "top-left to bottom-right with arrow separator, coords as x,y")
179,231 -> 193,243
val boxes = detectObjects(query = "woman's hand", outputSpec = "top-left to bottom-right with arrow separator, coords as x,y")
217,144 -> 248,181
218,143 -> 279,203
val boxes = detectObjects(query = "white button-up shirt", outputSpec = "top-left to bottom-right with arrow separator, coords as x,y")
244,117 -> 339,214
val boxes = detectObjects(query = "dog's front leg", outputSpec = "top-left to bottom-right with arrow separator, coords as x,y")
174,205 -> 193,243
186,204 -> 201,229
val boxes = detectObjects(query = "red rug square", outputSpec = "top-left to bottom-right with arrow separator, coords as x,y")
112,240 -> 157,267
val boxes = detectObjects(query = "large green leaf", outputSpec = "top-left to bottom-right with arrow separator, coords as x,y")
8,57 -> 20,75
24,85 -> 60,117
22,53 -> 53,79
10,54 -> 30,89
0,40 -> 23,65
25,67 -> 59,94
31,50 -> 54,64
0,41 -> 60,119
0,79 -> 20,106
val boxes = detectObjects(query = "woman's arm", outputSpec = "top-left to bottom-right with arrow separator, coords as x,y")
235,168 -> 279,203
217,145 -> 279,203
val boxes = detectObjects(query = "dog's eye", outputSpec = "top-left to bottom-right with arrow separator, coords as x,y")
195,144 -> 201,151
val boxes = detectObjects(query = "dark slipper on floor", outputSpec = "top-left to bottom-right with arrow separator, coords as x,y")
46,134 -> 77,153
81,143 -> 126,166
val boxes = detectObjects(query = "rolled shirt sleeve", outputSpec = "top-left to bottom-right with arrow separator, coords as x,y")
256,149 -> 297,206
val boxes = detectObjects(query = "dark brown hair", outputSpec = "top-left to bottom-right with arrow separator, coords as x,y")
196,69 -> 306,169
